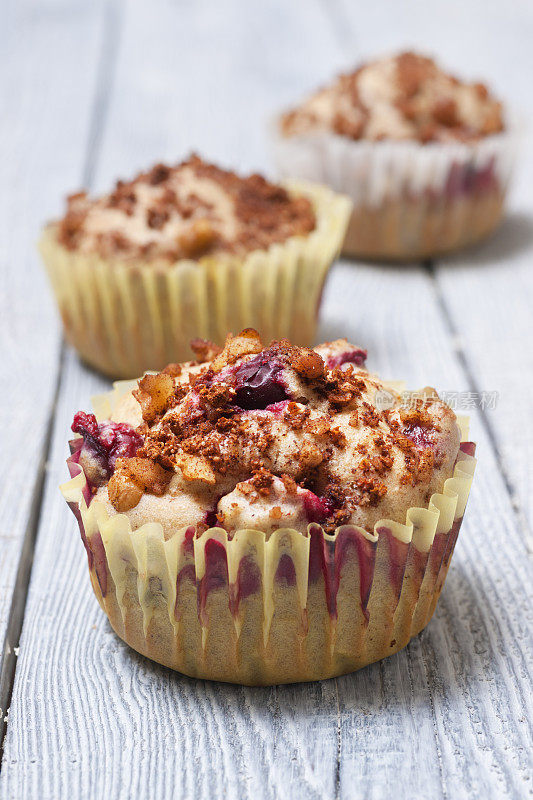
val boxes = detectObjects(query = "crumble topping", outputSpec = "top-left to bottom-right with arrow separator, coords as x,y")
55,155 -> 316,260
71,331 -> 460,536
280,51 -> 504,144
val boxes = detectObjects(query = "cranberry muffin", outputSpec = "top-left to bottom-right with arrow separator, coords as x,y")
40,155 -> 351,377
274,52 -> 517,260
62,330 -> 476,684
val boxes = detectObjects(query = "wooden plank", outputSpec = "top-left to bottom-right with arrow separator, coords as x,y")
0,0 -> 108,724
427,0 -> 533,539
91,0 -> 349,185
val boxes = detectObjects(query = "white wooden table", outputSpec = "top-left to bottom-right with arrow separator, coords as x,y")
1,1 -> 532,797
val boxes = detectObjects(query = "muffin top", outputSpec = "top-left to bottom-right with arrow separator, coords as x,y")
71,330 -> 461,538
280,51 -> 504,144
55,155 -> 316,261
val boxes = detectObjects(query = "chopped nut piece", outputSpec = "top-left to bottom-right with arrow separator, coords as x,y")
329,426 -> 346,447
121,457 -> 172,496
133,373 -> 175,423
177,219 -> 216,258
190,338 -> 222,363
211,329 -> 263,372
148,163 -> 171,185
293,348 -> 325,380
432,98 -> 458,127
146,207 -> 170,229
177,453 -> 216,484
298,441 -> 324,471
162,363 -> 183,378
108,471 -> 144,512
250,467 -> 275,496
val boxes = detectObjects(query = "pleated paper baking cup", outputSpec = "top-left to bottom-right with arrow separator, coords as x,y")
61,381 -> 476,685
39,182 -> 351,379
271,121 -> 519,261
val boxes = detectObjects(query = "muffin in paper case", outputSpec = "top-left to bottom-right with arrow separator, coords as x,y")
40,181 -> 351,378
61,379 -> 476,685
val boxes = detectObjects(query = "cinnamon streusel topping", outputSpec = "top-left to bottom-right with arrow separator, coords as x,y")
56,155 -> 316,260
280,51 -> 504,144
72,330 -> 461,538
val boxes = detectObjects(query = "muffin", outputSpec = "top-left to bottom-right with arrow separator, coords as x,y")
274,51 -> 517,261
40,155 -> 351,378
61,329 -> 476,685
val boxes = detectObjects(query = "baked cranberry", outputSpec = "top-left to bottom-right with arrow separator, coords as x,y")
71,412 -> 107,459
233,355 -> 289,410
71,412 -> 143,476
303,491 -> 334,524
403,423 -> 434,449
327,348 -> 367,370
264,400 -> 291,415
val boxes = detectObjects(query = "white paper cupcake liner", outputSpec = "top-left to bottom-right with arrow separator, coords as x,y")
271,119 -> 520,260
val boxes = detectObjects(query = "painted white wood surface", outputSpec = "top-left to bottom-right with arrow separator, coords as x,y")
0,0 -> 106,670
0,0 -> 532,798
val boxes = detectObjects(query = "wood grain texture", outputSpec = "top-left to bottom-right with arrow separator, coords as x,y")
0,0 -> 107,703
1,0 -> 533,797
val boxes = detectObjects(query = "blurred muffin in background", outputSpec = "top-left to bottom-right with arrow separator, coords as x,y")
273,52 -> 517,261
40,155 -> 351,378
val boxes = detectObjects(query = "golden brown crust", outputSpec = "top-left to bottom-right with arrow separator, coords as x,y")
76,331 -> 461,536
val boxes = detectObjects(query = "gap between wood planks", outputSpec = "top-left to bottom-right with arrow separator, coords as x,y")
0,0 -> 123,764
